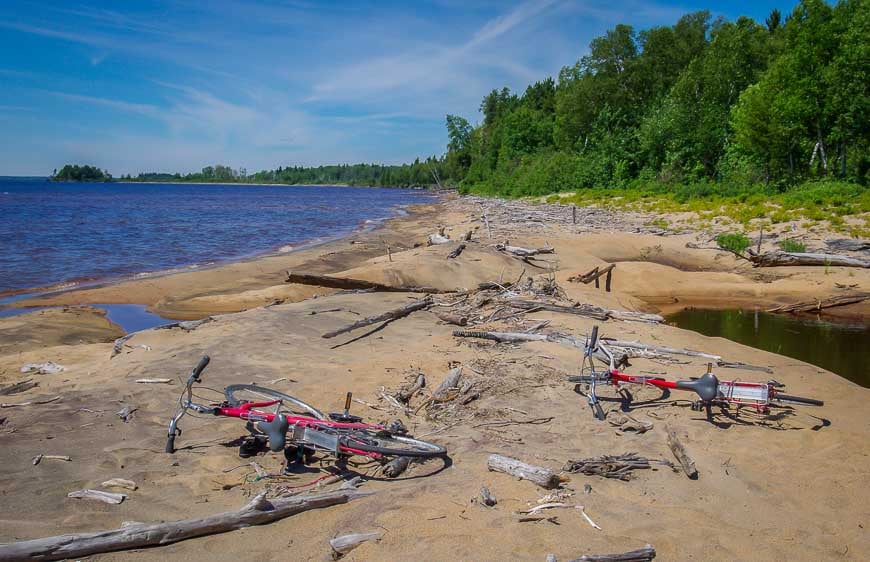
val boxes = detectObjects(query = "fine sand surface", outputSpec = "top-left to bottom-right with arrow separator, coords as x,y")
0,195 -> 868,561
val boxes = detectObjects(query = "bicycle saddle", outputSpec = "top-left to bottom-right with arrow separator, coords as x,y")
257,414 -> 289,452
675,372 -> 720,402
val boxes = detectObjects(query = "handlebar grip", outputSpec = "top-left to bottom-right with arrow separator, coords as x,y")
589,326 -> 599,349
191,355 -> 210,380
165,434 -> 176,454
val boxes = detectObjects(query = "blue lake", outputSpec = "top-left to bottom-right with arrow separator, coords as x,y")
0,178 -> 435,294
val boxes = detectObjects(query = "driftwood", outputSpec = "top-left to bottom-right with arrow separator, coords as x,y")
322,297 -> 432,339
452,330 -> 623,366
381,456 -> 412,478
395,373 -> 426,403
67,489 -> 127,505
495,243 -> 555,257
716,361 -> 773,374
748,251 -> 869,268
116,405 -> 137,422
154,317 -> 214,332
1,396 -> 61,409
0,489 -> 370,561
32,454 -> 71,465
571,545 -> 656,561
20,362 -> 65,375
0,379 -> 37,396
563,453 -> 667,481
509,300 -> 610,321
666,426 -> 698,480
606,310 -> 663,323
135,378 -> 172,384
428,233 -> 451,245
110,334 -> 135,358
329,531 -> 382,557
766,293 -> 869,313
433,310 -> 468,326
826,238 -> 870,252
447,243 -> 466,259
479,486 -> 497,507
285,271 -> 446,294
102,478 -> 137,491
487,454 -> 561,489
601,338 -> 721,361
432,367 -> 463,401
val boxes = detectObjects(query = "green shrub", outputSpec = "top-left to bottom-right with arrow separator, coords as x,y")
716,232 -> 750,255
778,239 -> 806,252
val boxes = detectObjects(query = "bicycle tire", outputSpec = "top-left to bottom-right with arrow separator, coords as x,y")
340,429 -> 446,458
224,384 -> 326,420
774,393 -> 824,407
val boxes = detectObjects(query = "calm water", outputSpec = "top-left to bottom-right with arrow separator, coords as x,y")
668,308 -> 869,387
0,178 -> 434,293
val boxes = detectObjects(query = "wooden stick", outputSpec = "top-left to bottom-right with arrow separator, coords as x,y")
666,426 -> 698,480
433,310 -> 468,326
31,454 -> 71,465
447,243 -> 466,259
102,478 -> 137,491
67,489 -> 127,505
432,367 -> 463,401
1,396 -> 61,408
285,271 -> 448,294
487,454 -> 561,489
494,243 -> 555,257
134,378 -> 172,384
509,300 -> 610,321
0,379 -> 37,396
394,373 -> 426,403
322,297 -> 432,339
0,489 -> 371,561
571,545 -> 656,561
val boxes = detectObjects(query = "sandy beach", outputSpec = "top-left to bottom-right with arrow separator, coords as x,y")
1,194 -> 868,561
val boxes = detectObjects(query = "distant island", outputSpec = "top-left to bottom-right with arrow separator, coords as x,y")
51,164 -> 113,182
50,159 -> 447,188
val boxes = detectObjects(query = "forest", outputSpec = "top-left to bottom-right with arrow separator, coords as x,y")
51,164 -> 112,182
438,0 -> 867,199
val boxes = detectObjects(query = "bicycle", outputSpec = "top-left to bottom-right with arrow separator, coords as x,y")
165,356 -> 447,466
569,326 -> 824,421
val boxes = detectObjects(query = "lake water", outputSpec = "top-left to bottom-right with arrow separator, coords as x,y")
0,178 -> 435,294
668,308 -> 869,387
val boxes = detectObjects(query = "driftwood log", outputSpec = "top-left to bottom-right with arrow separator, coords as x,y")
432,367 -> 463,401
285,271 -> 446,294
601,338 -> 721,361
766,293 -> 869,313
381,456 -> 412,478
666,426 -> 698,480
487,454 -> 561,489
447,243 -> 466,259
571,545 -> 656,561
0,489 -> 371,562
479,486 -> 497,507
433,310 -> 468,326
563,454 -> 661,481
322,297 -> 432,339
748,251 -> 869,268
451,330 -> 626,366
428,233 -> 451,245
494,243 -> 555,257
395,373 -> 426,403
329,531 -> 382,557
0,379 -> 37,396
67,490 -> 127,505
826,238 -> 870,252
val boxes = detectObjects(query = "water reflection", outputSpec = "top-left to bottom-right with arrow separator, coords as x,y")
667,308 -> 869,388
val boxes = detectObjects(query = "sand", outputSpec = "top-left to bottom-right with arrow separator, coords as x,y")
0,194 -> 867,561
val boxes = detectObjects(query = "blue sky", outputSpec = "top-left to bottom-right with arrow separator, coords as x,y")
0,0 -> 799,176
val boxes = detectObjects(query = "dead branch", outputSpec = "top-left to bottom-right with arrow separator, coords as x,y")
322,296 -> 432,339
0,379 -> 37,396
666,426 -> 698,480
748,251 -> 869,268
0,489 -> 371,561
447,243 -> 466,259
563,453 -> 669,481
285,271 -> 448,294
601,338 -> 721,361
509,300 -> 610,321
494,243 -> 555,257
766,293 -> 869,313
570,545 -> 657,561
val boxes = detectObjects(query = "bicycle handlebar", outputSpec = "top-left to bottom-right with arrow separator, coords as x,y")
191,355 -> 210,381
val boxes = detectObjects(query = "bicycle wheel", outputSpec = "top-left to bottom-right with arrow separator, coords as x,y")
340,429 -> 446,458
224,384 -> 326,420
774,393 -> 824,407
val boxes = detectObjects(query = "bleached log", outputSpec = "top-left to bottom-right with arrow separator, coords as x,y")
381,456 -> 412,478
32,454 -> 71,465
67,489 -> 127,505
433,310 -> 468,326
487,454 -> 561,489
571,545 -> 656,561
432,367 -> 463,401
748,251 -> 869,268
826,238 -> 870,252
606,310 -> 664,323
102,478 -> 137,491
285,271 -> 447,294
20,362 -> 66,375
479,486 -> 497,507
395,373 -> 426,403
322,297 -> 432,339
766,293 -> 869,313
495,243 -> 555,257
329,531 -> 382,557
428,233 -> 451,245
0,489 -> 371,562
666,426 -> 698,480
135,378 -> 172,384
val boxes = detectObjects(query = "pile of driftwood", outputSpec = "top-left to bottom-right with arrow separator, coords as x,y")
562,453 -> 674,481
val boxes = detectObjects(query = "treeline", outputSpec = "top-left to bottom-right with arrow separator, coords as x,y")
119,159 -> 448,187
442,0 -> 868,197
51,164 -> 112,182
